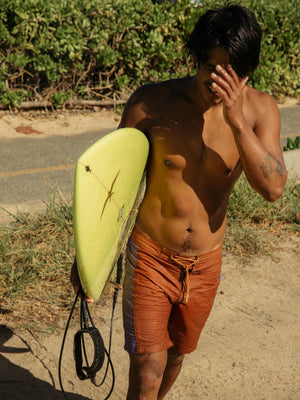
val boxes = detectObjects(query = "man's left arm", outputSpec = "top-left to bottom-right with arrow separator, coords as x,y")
211,64 -> 287,202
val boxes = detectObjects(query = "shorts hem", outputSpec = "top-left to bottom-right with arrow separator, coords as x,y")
124,342 -> 173,355
173,345 -> 197,354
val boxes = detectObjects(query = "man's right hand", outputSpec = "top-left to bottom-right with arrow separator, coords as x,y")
70,258 -> 94,303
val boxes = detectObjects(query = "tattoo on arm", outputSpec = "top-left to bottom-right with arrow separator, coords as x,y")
260,154 -> 273,178
260,154 -> 285,178
275,161 -> 285,176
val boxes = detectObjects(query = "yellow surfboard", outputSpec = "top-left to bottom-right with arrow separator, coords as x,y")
73,128 -> 149,301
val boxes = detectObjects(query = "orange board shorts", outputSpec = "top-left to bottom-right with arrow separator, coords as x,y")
122,227 -> 222,355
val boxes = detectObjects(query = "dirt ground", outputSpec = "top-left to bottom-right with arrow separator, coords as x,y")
0,106 -> 299,400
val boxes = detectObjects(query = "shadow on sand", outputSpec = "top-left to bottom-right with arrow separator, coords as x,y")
0,325 -> 91,400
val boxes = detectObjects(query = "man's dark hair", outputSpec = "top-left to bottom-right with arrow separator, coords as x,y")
186,4 -> 262,77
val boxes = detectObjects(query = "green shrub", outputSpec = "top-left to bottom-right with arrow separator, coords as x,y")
0,0 -> 298,107
283,137 -> 300,151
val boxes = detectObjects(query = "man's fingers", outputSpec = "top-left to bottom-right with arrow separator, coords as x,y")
211,82 -> 230,103
85,297 -> 95,303
215,64 -> 236,90
211,73 -> 231,92
225,64 -> 240,87
70,259 -> 95,302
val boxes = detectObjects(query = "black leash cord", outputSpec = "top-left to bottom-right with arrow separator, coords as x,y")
58,289 -> 80,399
58,288 -> 116,399
95,254 -> 123,388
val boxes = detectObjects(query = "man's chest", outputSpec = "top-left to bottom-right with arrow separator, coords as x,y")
148,115 -> 241,180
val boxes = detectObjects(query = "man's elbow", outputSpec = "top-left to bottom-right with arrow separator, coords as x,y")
264,189 -> 283,202
262,175 -> 287,202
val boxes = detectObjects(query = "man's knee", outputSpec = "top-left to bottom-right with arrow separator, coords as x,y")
166,347 -> 185,367
128,352 -> 167,397
130,352 -> 167,380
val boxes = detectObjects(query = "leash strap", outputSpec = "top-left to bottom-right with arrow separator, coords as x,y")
74,321 -> 105,380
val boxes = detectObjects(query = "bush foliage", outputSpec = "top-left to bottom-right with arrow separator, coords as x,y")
0,0 -> 299,107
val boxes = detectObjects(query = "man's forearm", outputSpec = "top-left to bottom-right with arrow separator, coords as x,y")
232,123 -> 287,202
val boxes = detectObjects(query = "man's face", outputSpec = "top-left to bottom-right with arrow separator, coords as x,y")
196,47 -> 231,106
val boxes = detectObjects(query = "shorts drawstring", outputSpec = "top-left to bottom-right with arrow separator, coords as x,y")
169,254 -> 200,303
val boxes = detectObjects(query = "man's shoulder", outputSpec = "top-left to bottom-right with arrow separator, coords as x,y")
120,77 -> 192,130
246,86 -> 278,109
244,86 -> 280,134
132,77 -> 192,99
245,86 -> 279,121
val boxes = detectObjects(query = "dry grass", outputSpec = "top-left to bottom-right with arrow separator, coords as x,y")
0,193 -> 75,332
224,174 -> 300,257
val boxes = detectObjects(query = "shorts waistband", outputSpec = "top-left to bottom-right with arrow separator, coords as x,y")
130,226 -> 223,264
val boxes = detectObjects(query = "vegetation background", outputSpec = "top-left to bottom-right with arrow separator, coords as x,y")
0,0 -> 299,108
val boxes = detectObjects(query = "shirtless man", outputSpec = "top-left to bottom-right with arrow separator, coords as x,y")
71,4 -> 287,399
